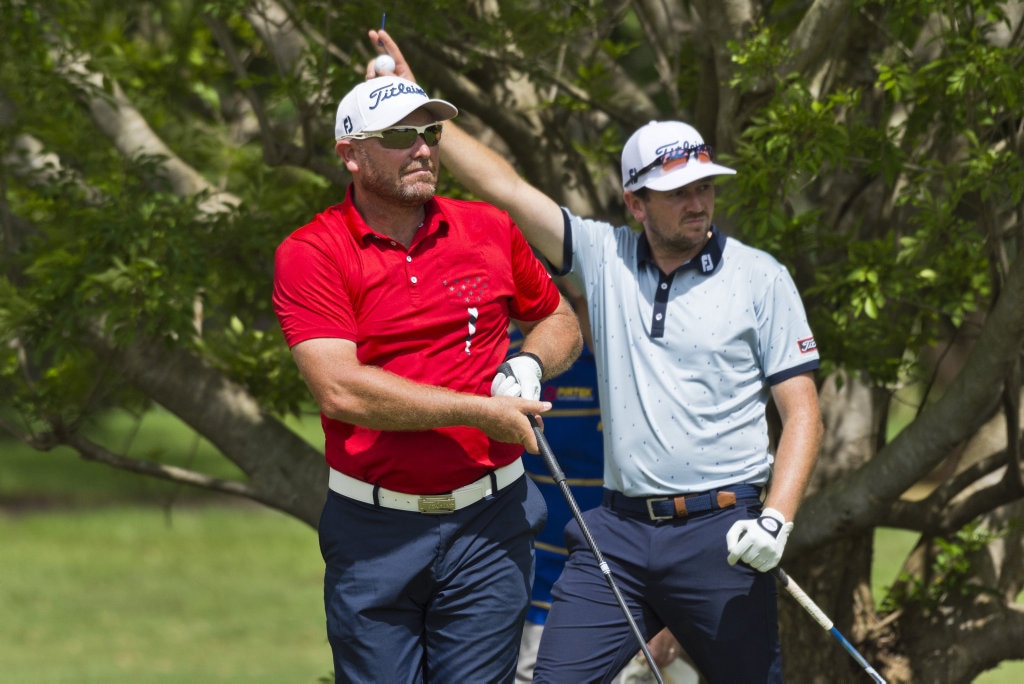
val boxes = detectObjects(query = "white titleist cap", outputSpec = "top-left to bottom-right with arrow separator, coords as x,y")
335,76 -> 458,140
621,121 -> 736,191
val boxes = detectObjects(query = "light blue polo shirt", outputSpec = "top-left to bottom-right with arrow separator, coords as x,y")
563,210 -> 819,497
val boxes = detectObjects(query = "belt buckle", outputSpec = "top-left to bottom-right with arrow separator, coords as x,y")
645,497 -> 673,521
418,494 -> 456,514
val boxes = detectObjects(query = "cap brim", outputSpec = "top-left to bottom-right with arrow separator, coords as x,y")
642,163 -> 736,191
375,100 -> 458,130
422,101 -> 458,122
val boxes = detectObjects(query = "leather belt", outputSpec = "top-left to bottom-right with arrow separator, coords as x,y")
603,484 -> 762,521
328,459 -> 524,514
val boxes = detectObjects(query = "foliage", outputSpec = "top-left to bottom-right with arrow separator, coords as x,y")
880,522 -> 1008,612
722,6 -> 1023,385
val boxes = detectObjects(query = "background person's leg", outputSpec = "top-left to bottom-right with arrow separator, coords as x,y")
516,621 -> 544,682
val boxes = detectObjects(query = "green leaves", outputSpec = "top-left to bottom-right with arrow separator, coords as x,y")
202,316 -> 309,417
881,522 -> 1007,613
717,1 -> 1022,387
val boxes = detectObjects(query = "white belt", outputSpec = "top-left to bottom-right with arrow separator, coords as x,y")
328,458 -> 525,514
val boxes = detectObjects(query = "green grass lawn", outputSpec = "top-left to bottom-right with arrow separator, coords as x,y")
1,406 -> 330,682
1,506 -> 329,683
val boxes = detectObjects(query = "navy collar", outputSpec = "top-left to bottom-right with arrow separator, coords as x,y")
637,225 -> 725,276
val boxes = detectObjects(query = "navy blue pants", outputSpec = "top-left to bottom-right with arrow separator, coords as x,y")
319,475 -> 546,683
533,491 -> 782,683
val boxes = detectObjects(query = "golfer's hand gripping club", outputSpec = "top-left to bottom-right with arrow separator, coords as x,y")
491,352 -> 543,401
526,414 -> 664,684
725,507 -> 793,572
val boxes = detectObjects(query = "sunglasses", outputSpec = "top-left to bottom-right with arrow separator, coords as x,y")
341,123 -> 444,149
625,143 -> 714,188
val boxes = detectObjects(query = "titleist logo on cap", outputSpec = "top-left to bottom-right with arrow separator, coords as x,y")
366,81 -> 429,110
653,140 -> 683,156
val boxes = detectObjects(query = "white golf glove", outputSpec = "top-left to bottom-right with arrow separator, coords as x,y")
725,507 -> 793,572
491,353 -> 543,401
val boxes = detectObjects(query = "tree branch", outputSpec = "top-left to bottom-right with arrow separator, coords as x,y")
47,35 -> 239,214
792,252 -> 1024,554
785,0 -> 859,77
913,603 -> 1024,682
886,441 -> 1024,533
62,429 -> 258,500
77,328 -> 326,527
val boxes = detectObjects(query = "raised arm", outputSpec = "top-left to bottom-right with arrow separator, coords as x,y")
369,29 -> 567,270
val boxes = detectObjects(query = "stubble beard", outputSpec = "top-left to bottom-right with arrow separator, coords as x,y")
357,146 -> 437,207
392,165 -> 437,206
650,214 -> 711,257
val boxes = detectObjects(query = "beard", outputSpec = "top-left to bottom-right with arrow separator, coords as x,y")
648,214 -> 711,255
354,144 -> 437,207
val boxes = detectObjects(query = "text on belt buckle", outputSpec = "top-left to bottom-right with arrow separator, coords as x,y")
418,494 -> 457,514
645,497 -> 673,521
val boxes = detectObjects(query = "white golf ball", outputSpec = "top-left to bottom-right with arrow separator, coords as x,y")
374,54 -> 396,74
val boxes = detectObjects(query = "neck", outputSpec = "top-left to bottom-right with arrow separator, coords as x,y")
353,191 -> 427,248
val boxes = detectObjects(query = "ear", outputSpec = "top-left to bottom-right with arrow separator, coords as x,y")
336,140 -> 359,173
623,190 -> 646,223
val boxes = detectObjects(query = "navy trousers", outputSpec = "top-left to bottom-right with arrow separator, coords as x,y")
319,475 -> 547,683
533,490 -> 782,683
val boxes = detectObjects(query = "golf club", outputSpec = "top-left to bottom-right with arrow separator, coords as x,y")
772,567 -> 887,683
527,414 -> 664,684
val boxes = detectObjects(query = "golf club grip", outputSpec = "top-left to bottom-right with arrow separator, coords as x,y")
772,568 -> 833,630
773,568 -> 888,683
526,414 -> 665,684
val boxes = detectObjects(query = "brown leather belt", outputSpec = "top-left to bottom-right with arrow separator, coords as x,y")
603,485 -> 762,521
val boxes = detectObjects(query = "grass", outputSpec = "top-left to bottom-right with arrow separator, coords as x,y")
871,527 -> 920,607
1,505 -> 328,683
1,406 -> 330,682
2,407 -> 1022,682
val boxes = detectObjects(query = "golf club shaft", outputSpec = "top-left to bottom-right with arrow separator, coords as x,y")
772,568 -> 887,683
528,415 -> 664,684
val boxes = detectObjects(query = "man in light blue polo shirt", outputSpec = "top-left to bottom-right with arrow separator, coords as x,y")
444,122 -> 822,684
371,30 -> 824,684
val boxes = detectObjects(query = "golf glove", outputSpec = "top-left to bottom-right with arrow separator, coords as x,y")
725,507 -> 793,572
491,352 -> 543,401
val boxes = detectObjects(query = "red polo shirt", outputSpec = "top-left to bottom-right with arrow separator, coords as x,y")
273,187 -> 560,493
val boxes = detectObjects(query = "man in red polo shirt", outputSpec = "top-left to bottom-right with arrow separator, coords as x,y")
273,74 -> 582,683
